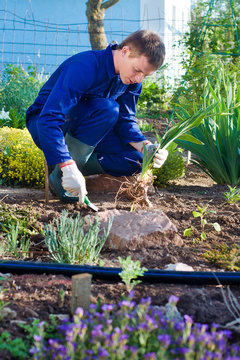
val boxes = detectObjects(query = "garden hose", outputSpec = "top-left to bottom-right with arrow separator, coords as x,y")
0,261 -> 240,285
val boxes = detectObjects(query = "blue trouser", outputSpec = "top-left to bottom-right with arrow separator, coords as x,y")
27,97 -> 143,177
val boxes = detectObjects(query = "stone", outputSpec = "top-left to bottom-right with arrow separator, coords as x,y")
164,263 -> 194,271
97,209 -> 183,250
1,307 -> 17,319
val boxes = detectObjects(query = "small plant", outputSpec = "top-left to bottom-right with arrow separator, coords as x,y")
44,210 -> 113,265
0,287 -> 10,321
118,256 -> 147,293
0,202 -> 38,259
184,205 -> 221,241
223,185 -> 240,204
204,243 -> 240,271
116,99 -> 217,209
138,119 -> 153,132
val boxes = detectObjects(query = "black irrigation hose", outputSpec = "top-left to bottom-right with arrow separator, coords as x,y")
0,261 -> 240,285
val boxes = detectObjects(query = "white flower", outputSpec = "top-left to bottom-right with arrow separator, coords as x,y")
0,108 -> 10,120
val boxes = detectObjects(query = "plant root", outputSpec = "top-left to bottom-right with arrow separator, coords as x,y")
115,171 -> 154,209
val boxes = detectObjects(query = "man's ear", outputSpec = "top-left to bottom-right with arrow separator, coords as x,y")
121,46 -> 130,57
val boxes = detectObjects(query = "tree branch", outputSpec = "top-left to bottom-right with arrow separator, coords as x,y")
101,0 -> 120,10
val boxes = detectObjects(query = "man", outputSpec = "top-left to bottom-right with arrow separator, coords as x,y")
26,29 -> 168,203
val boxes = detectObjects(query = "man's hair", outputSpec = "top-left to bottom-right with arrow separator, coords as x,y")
117,29 -> 165,69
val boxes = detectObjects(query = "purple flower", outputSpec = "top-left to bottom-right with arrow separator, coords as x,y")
129,346 -> 138,355
174,321 -> 185,331
158,334 -> 171,348
168,295 -> 179,304
102,304 -> 115,311
33,335 -> 43,342
98,346 -> 109,358
184,314 -> 193,324
75,307 -> 84,317
140,297 -> 151,304
119,300 -> 136,308
143,352 -> 157,359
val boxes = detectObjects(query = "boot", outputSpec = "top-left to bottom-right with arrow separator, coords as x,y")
81,153 -> 105,176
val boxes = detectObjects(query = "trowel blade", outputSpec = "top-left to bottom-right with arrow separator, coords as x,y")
84,196 -> 98,212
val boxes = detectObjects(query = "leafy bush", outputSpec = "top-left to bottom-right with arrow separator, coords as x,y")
176,68 -> 240,186
0,127 -> 45,187
153,143 -> 185,187
174,0 -> 240,112
30,294 -> 240,359
0,64 -> 44,128
137,66 -> 172,117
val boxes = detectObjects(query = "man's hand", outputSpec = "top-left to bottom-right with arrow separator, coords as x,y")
60,161 -> 87,203
145,143 -> 168,168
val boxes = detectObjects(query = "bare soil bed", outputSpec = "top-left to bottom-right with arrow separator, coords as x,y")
0,162 -> 240,355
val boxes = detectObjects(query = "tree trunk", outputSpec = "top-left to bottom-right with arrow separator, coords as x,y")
86,0 -> 120,50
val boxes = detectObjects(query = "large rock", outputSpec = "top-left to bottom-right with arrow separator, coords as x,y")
97,209 -> 183,250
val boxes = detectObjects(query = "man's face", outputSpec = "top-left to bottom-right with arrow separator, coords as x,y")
117,46 -> 156,85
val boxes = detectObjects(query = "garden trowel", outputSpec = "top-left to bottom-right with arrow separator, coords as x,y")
84,196 -> 98,212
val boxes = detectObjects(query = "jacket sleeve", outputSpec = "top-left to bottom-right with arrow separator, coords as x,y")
37,59 -> 96,165
114,83 -> 146,145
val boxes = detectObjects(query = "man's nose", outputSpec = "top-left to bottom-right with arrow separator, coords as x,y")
135,74 -> 145,83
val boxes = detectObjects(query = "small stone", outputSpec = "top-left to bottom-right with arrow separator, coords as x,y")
51,314 -> 69,321
164,263 -> 194,271
10,320 -> 27,326
1,307 -> 17,319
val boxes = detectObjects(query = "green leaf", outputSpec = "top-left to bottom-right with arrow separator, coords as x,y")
177,133 -> 204,145
201,232 -> 206,240
184,228 -> 192,237
193,211 -> 201,218
213,222 -> 221,232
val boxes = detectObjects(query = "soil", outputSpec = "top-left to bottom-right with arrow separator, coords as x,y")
0,118 -> 240,356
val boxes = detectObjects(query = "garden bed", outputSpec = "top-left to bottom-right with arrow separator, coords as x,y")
0,160 -> 240,356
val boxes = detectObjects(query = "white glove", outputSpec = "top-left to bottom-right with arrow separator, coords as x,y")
145,143 -> 168,168
61,161 -> 87,203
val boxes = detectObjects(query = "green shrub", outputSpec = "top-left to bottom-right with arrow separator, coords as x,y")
153,143 -> 186,187
0,64 -> 45,128
137,66 -> 172,117
176,67 -> 240,186
0,127 -> 45,187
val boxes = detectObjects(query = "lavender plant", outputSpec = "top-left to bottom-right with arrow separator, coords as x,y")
44,210 -> 113,265
30,295 -> 240,360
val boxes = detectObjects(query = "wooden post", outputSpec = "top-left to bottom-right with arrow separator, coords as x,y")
44,159 -> 49,204
71,273 -> 92,314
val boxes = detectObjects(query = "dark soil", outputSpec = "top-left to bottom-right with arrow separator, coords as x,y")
0,118 -> 240,355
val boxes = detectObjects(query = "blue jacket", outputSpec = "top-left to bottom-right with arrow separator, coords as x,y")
26,44 -> 146,165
